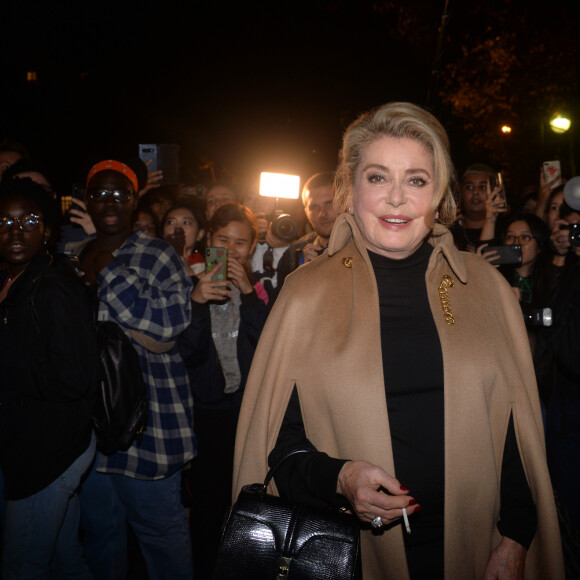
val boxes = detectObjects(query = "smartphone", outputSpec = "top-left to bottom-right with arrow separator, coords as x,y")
205,247 -> 228,281
70,183 -> 86,211
167,227 -> 186,256
482,244 -> 522,265
489,172 -> 507,208
138,144 -> 158,172
138,143 -> 180,184
543,160 -> 562,188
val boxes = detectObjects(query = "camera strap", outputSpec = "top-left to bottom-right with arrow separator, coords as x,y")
262,246 -> 274,273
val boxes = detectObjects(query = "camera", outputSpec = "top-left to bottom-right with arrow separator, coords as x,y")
526,308 -> 552,327
559,223 -> 580,247
269,210 -> 299,243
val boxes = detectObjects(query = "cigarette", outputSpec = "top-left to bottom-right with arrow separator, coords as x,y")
402,507 -> 411,534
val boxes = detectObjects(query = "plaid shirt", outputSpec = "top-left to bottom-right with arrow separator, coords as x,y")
95,230 -> 195,479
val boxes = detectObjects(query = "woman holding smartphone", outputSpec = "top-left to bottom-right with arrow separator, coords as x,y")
162,197 -> 206,276
179,203 -> 268,579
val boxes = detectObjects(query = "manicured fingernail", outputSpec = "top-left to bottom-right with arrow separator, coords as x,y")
414,505 -> 423,512
408,498 -> 417,506
400,486 -> 409,492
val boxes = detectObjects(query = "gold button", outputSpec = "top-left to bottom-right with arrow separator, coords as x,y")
342,257 -> 352,268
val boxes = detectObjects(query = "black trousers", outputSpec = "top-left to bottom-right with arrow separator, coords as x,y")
187,405 -> 240,580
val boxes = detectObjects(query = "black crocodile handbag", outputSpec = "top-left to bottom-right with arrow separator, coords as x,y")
211,449 -> 361,580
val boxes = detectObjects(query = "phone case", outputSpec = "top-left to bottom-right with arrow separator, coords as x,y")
138,144 -> 158,172
543,161 -> 562,187
205,247 -> 228,281
482,245 -> 522,265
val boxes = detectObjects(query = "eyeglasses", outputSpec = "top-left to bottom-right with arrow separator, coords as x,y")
505,234 -> 534,245
86,189 -> 134,204
0,213 -> 43,233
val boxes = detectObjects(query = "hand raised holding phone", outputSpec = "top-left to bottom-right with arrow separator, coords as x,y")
482,174 -> 509,233
191,263 -> 231,304
488,173 -> 508,210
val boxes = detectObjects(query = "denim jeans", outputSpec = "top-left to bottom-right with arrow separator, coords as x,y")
79,460 -> 128,580
80,459 -> 193,580
2,433 -> 96,580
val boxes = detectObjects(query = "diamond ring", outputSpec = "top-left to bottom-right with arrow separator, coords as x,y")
371,515 -> 383,529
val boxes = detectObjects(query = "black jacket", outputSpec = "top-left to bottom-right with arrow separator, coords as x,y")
179,289 -> 268,411
0,252 -> 98,500
275,231 -> 318,296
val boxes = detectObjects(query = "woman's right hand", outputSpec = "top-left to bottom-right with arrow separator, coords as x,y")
191,263 -> 231,303
336,460 -> 420,526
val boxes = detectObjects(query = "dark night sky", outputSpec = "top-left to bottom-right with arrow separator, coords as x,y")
2,1 -> 579,195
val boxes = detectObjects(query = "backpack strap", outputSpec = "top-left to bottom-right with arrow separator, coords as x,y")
129,330 -> 176,354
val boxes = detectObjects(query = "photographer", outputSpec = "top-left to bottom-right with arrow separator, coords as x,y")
533,199 -> 580,542
534,200 -> 580,305
274,171 -> 338,300
251,209 -> 299,301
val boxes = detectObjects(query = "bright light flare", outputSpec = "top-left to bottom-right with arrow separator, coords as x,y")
259,172 -> 300,199
501,125 -> 512,134
550,115 -> 571,134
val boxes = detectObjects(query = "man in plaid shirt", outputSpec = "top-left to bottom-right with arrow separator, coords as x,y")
78,159 -> 195,580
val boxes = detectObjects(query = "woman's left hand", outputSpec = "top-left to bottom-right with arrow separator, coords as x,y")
483,537 -> 526,580
228,259 -> 253,294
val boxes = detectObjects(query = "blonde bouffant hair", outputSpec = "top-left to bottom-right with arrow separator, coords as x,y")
333,102 -> 457,226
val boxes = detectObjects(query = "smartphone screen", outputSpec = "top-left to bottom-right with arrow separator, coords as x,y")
205,247 -> 228,281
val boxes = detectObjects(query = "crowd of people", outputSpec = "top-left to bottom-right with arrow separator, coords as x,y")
0,98 -> 578,579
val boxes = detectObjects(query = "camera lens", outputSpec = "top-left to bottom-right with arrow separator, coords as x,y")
568,223 -> 580,247
271,213 -> 299,243
526,308 -> 552,327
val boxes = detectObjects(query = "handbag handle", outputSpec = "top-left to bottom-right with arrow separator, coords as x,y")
261,448 -> 311,491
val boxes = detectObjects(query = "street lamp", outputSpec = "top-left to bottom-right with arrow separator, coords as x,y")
541,111 -> 575,176
549,113 -> 572,134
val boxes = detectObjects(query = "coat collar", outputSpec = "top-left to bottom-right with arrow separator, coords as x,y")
328,213 -> 468,284
0,252 -> 52,307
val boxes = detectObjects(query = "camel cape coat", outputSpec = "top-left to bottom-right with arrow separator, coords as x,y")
233,214 -> 564,579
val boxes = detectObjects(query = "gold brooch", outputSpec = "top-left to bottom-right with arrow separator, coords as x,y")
342,257 -> 353,268
438,275 -> 455,326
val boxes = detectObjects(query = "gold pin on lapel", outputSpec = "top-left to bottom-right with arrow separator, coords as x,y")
439,275 -> 455,325
342,257 -> 352,268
